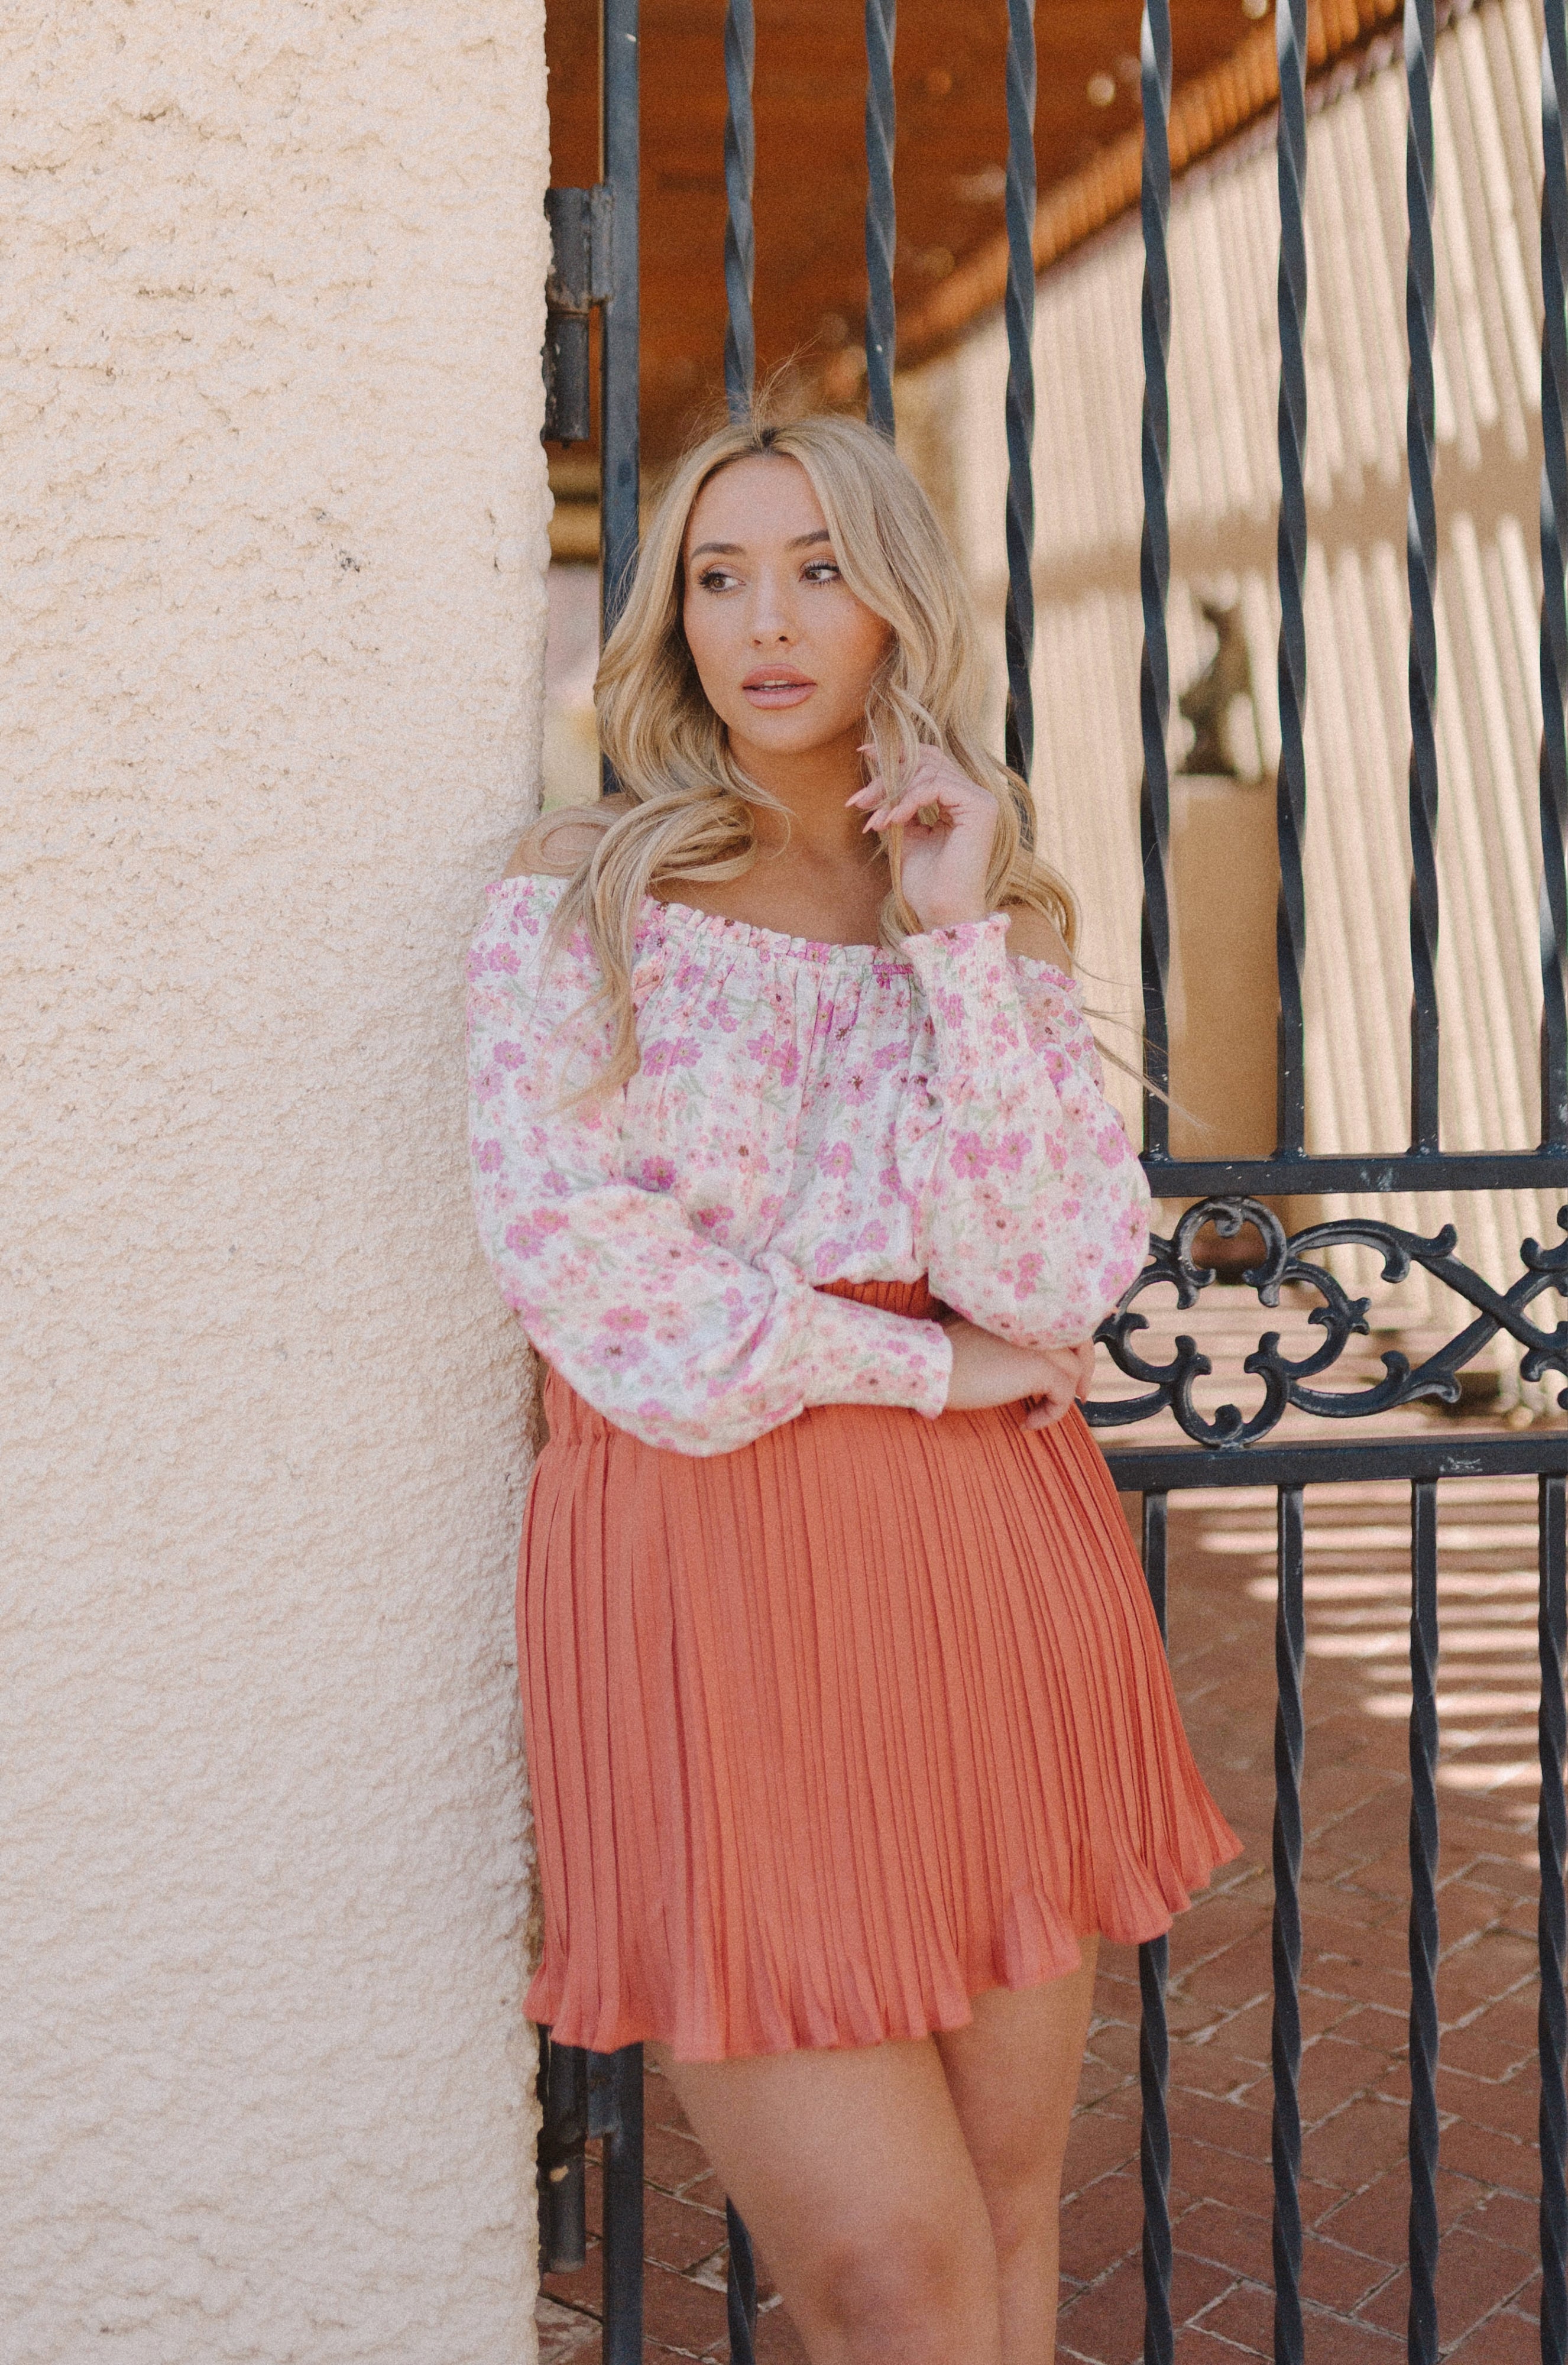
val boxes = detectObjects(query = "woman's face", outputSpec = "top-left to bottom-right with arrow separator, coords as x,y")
681,455 -> 893,763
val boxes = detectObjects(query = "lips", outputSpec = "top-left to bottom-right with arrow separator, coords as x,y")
741,667 -> 816,708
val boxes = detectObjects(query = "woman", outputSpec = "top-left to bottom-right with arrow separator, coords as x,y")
468,411 -> 1237,2365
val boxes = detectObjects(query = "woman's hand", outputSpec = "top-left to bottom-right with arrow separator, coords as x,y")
941,1320 -> 1097,1431
846,747 -> 999,933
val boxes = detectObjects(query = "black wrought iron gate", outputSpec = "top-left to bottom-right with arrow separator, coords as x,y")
537,1 -> 1568,2357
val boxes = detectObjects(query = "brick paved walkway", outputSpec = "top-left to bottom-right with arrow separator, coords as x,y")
537,1466 -> 1551,2363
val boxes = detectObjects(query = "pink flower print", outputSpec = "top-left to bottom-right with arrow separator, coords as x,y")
872,1041 -> 904,1073
841,1067 -> 872,1101
818,1141 -> 853,1178
991,1130 -> 1029,1175
857,1217 -> 889,1253
1044,1047 -> 1070,1088
636,1155 -> 678,1193
694,1205 -> 735,1233
1013,1250 -> 1044,1301
642,1036 -> 701,1076
488,944 -> 521,974
494,1040 -> 526,1068
601,1304 -> 649,1334
937,989 -> 967,1026
474,1139 -> 504,1172
504,1207 -> 569,1256
950,1131 -> 993,1180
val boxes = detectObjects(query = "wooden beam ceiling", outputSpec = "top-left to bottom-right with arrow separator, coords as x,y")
545,0 -> 1398,471
551,0 -> 1287,466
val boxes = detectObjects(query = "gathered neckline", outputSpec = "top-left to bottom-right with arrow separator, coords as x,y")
486,872 -> 1074,984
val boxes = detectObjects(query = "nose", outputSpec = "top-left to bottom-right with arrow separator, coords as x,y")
748,566 -> 797,646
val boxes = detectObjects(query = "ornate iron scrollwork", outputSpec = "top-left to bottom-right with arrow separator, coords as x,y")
1086,1196 -> 1568,1449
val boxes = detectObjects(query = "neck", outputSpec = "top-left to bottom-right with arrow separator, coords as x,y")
727,721 -> 870,866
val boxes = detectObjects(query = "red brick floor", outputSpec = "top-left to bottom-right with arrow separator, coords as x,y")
537,1468 -> 1553,2362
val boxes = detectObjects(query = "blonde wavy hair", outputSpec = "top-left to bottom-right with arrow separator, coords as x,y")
534,409 -> 1078,1094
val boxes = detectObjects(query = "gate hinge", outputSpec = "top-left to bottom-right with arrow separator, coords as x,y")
543,184 -> 613,445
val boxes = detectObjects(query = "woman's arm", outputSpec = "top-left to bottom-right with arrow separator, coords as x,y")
900,917 -> 1151,1350
468,878 -> 953,1456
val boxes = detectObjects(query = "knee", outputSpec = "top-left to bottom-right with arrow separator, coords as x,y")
811,2211 -> 1000,2363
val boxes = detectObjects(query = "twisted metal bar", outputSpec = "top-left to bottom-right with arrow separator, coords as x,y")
1002,0 -> 1037,812
721,0 -> 756,419
863,0 -> 897,437
1274,0 -> 1309,1155
594,2047 -> 644,2363
598,0 -> 641,792
1138,1494 -> 1172,2365
1136,0 -> 1174,1160
1543,5 -> 1568,1149
1271,1486 -> 1305,2365
1407,1480 -> 1441,2365
1405,0 -> 1440,1152
725,2198 -> 759,2365
1541,1473 -> 1568,2365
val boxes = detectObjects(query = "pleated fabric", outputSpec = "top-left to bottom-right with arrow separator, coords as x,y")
519,1279 -> 1241,2062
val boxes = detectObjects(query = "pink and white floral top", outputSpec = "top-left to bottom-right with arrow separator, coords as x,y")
467,873 -> 1150,1457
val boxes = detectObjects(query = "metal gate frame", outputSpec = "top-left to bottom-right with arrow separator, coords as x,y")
536,2 -> 1568,2356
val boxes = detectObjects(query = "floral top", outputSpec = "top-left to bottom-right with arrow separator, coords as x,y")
467,873 -> 1151,1457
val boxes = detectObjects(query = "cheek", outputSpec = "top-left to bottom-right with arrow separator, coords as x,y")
681,600 -> 727,695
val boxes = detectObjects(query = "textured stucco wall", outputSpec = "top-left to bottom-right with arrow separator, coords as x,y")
2,4 -> 549,2356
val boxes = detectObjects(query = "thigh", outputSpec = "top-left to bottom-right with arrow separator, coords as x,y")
935,1943 -> 1100,2230
653,2034 -> 999,2356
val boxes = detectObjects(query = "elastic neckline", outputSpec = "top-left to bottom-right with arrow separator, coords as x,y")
486,872 -> 1074,985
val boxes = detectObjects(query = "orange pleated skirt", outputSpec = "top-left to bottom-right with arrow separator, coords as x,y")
519,1279 -> 1240,2062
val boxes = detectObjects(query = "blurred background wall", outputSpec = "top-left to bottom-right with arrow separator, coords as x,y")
1,3 -> 550,2357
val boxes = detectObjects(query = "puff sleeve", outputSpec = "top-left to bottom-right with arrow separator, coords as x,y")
900,915 -> 1150,1349
467,882 -> 954,1456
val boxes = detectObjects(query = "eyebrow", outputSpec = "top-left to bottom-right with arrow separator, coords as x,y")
687,529 -> 834,560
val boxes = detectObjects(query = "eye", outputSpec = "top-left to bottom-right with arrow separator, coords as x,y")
695,565 -> 738,592
803,559 -> 841,584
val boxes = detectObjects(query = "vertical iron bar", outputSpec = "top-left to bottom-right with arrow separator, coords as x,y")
1271,1485 -> 1305,2365
1138,1493 -> 1173,2365
598,2045 -> 645,2365
863,0 -> 897,436
536,2031 -> 589,2274
722,0 -> 756,419
725,2197 -> 759,2365
1541,1473 -> 1568,2365
599,0 -> 640,678
1136,0 -> 1174,1158
1405,0 -> 1441,1152
1407,1480 -> 1441,2365
1542,2 -> 1568,1148
1274,0 -> 1310,1156
1002,0 -> 1038,812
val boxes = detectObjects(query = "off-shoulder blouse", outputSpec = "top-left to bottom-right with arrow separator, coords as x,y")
466,873 -> 1151,1457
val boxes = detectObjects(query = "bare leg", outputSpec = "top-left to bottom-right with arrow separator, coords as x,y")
653,2033 -> 1003,2365
935,1940 -> 1100,2365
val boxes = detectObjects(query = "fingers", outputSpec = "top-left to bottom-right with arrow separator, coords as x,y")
1022,1384 -> 1075,1431
1024,1342 -> 1097,1427
845,749 -> 985,835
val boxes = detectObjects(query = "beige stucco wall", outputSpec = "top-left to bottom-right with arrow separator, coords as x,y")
2,3 -> 550,2357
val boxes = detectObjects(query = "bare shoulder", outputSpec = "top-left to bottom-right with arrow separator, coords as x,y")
504,794 -> 632,878
1002,902 -> 1074,973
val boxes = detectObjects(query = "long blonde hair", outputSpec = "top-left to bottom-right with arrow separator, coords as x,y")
537,409 -> 1078,1093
